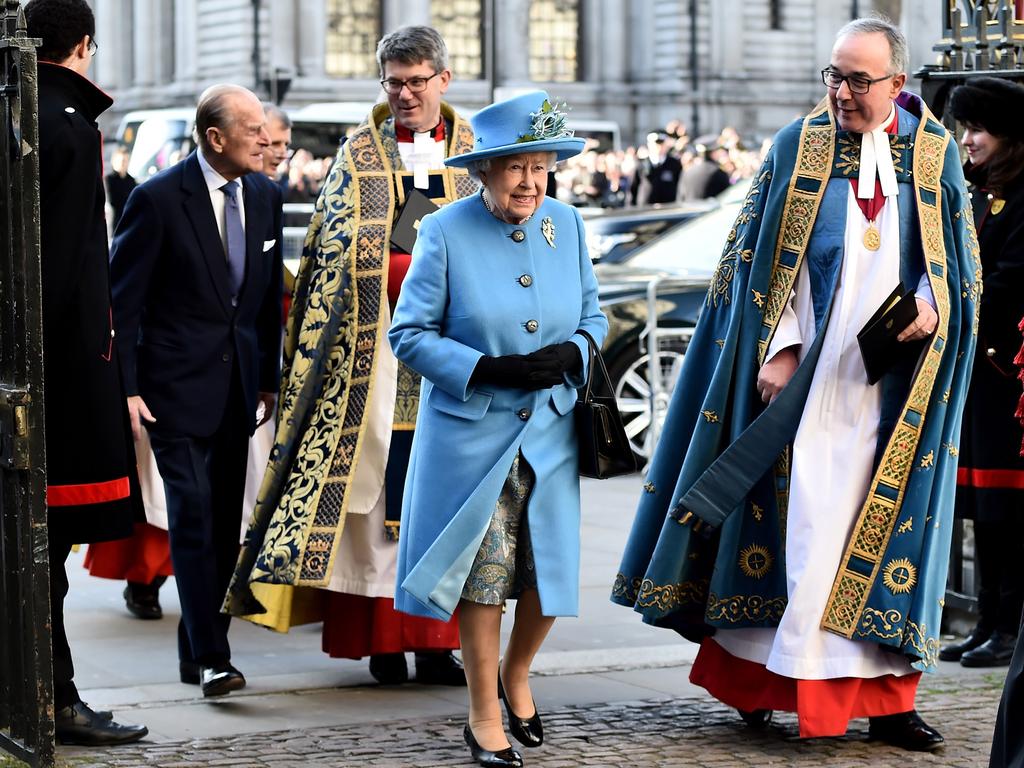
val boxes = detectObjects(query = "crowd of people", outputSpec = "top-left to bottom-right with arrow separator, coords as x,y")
18,1 -> 1024,767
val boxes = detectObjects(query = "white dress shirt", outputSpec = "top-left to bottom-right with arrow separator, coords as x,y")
197,149 -> 246,253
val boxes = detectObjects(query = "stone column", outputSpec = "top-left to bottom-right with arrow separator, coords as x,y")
93,0 -> 127,90
269,0 -> 298,84
174,0 -> 198,88
297,0 -> 326,79
495,0 -> 530,85
384,0 -> 429,31
130,0 -> 158,88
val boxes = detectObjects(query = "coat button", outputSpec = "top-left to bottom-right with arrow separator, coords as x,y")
518,408 -> 531,420
518,274 -> 533,287
525,319 -> 539,333
110,329 -> 116,338
222,353 -> 230,362
987,347 -> 997,357
511,230 -> 526,243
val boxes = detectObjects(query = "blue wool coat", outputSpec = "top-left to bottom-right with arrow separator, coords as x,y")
389,193 -> 608,620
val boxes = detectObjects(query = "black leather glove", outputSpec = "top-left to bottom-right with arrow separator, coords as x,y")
471,342 -> 582,390
526,341 -> 583,378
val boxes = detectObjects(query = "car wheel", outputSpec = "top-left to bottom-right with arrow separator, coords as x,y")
607,335 -> 690,460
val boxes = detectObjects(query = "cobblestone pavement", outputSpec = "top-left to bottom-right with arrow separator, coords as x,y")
60,673 -> 1005,768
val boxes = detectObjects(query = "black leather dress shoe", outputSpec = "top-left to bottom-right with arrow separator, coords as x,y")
415,650 -> 467,686
55,701 -> 148,746
463,723 -> 524,768
369,652 -> 409,685
200,663 -> 246,697
498,676 -> 543,747
180,660 -> 200,685
939,626 -> 992,661
961,631 -> 1018,667
868,710 -> 944,751
123,582 -> 162,620
737,708 -> 773,728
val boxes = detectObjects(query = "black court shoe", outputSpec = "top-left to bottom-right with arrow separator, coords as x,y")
498,676 -> 543,747
868,710 -> 944,751
463,723 -> 524,768
369,652 -> 409,685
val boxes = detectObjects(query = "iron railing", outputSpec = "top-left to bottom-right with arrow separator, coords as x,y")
0,1 -> 52,766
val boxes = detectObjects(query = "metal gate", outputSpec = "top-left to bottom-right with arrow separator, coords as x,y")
0,2 -> 53,766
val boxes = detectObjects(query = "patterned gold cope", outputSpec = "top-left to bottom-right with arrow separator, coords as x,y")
225,103 -> 477,620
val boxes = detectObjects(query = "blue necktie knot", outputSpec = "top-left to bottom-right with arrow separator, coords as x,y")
222,180 -> 240,204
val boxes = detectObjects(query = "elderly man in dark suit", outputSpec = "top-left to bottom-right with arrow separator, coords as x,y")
110,84 -> 283,698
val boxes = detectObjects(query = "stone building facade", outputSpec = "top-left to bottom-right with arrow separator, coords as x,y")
90,0 -> 948,143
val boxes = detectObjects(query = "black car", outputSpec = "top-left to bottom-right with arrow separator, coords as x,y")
583,200 -> 719,264
595,182 -> 749,459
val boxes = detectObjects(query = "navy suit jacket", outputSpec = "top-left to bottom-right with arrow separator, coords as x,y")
111,152 -> 283,438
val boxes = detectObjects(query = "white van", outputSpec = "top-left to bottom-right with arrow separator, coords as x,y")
114,101 -> 373,180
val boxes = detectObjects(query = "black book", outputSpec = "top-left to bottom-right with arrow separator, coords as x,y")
857,283 -> 920,385
390,188 -> 439,253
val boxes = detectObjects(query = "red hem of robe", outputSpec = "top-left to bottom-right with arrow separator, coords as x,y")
83,522 -> 173,583
322,592 -> 459,659
689,637 -> 921,738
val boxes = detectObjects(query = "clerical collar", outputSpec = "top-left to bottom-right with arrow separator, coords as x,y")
856,105 -> 899,200
395,120 -> 445,143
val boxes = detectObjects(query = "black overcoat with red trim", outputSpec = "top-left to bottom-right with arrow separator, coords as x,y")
956,167 -> 1024,521
38,63 -> 139,543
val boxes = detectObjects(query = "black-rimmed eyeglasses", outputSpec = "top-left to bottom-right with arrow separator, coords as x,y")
87,36 -> 98,55
821,68 -> 893,94
380,72 -> 440,94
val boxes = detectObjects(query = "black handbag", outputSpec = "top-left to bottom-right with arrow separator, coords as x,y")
574,330 -> 639,479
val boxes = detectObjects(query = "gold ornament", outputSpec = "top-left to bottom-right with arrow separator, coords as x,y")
882,558 -> 918,595
863,223 -> 881,251
992,199 -> 1005,215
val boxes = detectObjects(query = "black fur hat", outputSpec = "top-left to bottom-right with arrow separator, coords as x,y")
949,77 -> 1024,139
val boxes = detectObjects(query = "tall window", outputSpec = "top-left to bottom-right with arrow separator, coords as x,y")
769,0 -> 783,29
325,0 -> 381,78
529,0 -> 579,82
432,0 -> 484,79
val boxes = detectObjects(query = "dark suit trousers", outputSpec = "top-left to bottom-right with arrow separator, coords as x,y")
975,518 -> 1024,635
148,371 -> 248,666
49,531 -> 79,709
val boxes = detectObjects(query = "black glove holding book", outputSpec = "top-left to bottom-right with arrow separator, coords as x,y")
471,342 -> 582,390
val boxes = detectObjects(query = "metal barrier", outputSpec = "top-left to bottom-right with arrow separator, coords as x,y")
0,2 -> 53,766
642,275 -> 702,461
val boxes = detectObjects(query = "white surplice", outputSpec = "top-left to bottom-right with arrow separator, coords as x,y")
714,184 -> 921,680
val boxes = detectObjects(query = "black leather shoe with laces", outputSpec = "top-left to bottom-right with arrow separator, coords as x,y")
369,652 -> 409,684
960,631 -> 1018,667
737,708 -> 773,728
123,582 -> 162,620
463,723 -> 524,768
414,650 -> 467,686
498,676 -> 543,747
55,701 -> 148,746
868,710 -> 944,751
200,663 -> 246,697
938,626 -> 992,661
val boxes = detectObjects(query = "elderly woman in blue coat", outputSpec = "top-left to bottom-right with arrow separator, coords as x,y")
389,91 -> 607,768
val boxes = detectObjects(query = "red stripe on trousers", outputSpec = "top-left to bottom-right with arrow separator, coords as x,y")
47,476 -> 131,506
957,467 -> 1024,489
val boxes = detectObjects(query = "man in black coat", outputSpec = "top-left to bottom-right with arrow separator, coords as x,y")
26,0 -> 148,745
630,131 -> 684,205
111,83 -> 283,698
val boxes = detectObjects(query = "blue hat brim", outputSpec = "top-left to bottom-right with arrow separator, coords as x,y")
444,137 -> 587,168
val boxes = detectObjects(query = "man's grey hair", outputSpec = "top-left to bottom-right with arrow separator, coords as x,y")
195,84 -> 254,152
376,25 -> 448,75
466,152 -> 558,183
262,103 -> 292,129
836,16 -> 909,75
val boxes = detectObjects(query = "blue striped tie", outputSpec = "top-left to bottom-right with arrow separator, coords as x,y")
221,180 -> 245,298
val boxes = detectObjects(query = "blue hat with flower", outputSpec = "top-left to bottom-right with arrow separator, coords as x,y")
444,90 -> 586,168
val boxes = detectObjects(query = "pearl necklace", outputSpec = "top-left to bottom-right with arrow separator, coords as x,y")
480,188 -> 534,225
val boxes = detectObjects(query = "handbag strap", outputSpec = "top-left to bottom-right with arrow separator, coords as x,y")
576,329 -> 613,403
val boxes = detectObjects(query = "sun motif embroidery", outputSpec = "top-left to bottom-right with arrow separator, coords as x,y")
882,558 -> 918,595
738,543 -> 773,579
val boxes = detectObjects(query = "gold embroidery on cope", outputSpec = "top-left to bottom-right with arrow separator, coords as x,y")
822,109 -> 952,637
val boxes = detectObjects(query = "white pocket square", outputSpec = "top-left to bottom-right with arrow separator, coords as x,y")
263,239 -> 276,252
